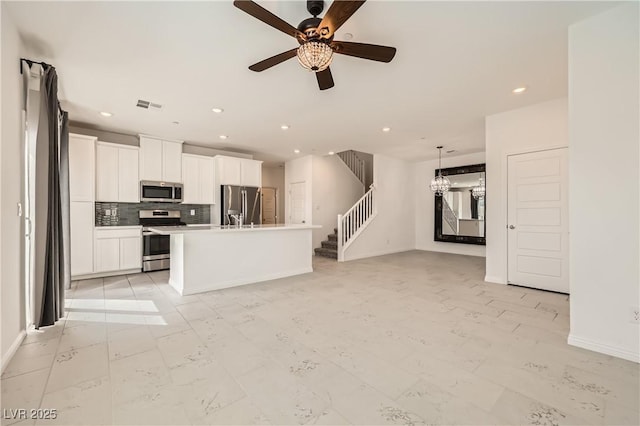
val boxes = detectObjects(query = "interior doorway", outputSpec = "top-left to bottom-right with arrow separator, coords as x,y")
261,187 -> 277,224
289,182 -> 306,224
507,147 -> 569,293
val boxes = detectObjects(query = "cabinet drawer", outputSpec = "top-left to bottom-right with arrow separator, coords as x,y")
95,227 -> 141,239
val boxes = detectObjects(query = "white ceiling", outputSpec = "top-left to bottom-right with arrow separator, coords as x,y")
6,1 -> 616,164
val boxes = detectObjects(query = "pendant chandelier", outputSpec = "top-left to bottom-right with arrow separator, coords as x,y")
472,176 -> 486,200
430,146 -> 450,195
297,41 -> 333,72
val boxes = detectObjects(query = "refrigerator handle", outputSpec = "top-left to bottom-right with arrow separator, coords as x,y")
242,190 -> 247,220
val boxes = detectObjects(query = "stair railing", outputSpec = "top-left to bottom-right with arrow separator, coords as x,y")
442,197 -> 459,234
337,150 -> 366,187
337,185 -> 376,261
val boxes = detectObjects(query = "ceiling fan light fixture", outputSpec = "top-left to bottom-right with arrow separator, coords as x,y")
296,41 -> 333,72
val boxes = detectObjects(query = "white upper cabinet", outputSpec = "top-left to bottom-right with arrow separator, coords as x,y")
214,156 -> 262,187
118,147 -> 139,202
162,141 -> 183,183
240,158 -> 263,187
69,133 -> 96,202
96,142 -> 140,202
182,154 -> 214,204
139,135 -> 183,183
215,156 -> 242,186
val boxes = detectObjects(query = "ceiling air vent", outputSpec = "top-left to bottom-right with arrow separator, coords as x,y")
136,99 -> 162,110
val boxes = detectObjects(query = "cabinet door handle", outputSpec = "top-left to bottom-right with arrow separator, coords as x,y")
509,225 -> 516,230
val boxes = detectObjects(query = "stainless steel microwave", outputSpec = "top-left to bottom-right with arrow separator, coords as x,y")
140,181 -> 183,203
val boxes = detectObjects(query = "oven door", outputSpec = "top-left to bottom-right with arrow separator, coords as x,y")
142,232 -> 170,260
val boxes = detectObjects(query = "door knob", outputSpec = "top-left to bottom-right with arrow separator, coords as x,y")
509,225 -> 516,229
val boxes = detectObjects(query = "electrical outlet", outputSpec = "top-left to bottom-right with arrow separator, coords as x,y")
190,209 -> 196,216
631,307 -> 640,324
105,209 -> 111,216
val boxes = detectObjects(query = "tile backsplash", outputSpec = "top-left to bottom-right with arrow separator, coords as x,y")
95,202 -> 210,226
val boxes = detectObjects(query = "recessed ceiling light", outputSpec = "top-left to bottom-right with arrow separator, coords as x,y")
344,33 -> 353,40
212,108 -> 224,113
294,149 -> 300,154
328,151 -> 335,155
100,111 -> 112,117
219,135 -> 228,140
382,127 -> 391,132
512,87 -> 527,94
281,124 -> 290,130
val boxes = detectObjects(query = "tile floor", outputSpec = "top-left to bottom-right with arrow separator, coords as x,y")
1,251 -> 638,425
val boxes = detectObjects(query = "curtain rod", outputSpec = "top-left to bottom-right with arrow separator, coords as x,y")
20,57 -> 54,73
20,58 -> 66,115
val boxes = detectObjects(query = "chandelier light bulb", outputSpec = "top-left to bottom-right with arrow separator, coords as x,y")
472,177 -> 486,200
430,146 -> 451,195
297,41 -> 333,72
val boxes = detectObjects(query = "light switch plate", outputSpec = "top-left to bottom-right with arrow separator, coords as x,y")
190,209 -> 196,216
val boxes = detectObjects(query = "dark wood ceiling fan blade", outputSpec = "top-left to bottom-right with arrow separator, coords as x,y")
331,41 -> 396,62
316,67 -> 335,90
233,0 -> 305,40
317,1 -> 366,40
248,48 -> 298,72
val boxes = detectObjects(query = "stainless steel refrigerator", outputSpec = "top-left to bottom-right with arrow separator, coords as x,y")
220,185 -> 262,225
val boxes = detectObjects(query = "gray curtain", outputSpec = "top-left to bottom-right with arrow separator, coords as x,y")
35,65 -> 69,328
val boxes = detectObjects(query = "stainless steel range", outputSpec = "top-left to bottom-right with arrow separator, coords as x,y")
139,210 -> 184,272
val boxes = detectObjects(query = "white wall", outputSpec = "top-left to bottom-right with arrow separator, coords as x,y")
344,155 -> 415,260
1,5 -> 27,369
485,98 -> 568,284
261,165 -> 285,224
414,151 -> 486,257
311,155 -> 363,249
568,3 -> 639,362
284,155 -> 313,228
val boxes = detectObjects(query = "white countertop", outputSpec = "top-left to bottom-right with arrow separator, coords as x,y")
147,224 -> 321,235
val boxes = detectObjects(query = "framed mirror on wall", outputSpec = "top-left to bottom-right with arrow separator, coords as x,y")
434,163 -> 486,245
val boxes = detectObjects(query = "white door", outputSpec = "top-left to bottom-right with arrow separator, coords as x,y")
289,182 -> 306,224
507,148 -> 569,293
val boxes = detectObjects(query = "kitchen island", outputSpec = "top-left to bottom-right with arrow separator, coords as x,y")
147,224 -> 321,295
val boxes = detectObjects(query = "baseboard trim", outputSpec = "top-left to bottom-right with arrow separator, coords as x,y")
343,247 -> 414,262
484,275 -> 507,284
72,268 -> 142,281
568,334 -> 639,363
1,330 -> 26,374
172,267 -> 314,296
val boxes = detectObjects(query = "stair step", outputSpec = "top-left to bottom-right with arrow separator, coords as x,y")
327,234 -> 337,242
314,247 -> 337,259
321,240 -> 337,249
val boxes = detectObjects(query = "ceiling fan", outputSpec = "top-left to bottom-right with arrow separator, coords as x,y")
233,0 -> 397,90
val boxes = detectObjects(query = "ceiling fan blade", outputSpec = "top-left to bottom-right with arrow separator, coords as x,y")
316,67 -> 335,90
317,1 -> 366,40
233,0 -> 305,40
249,48 -> 298,72
331,41 -> 396,62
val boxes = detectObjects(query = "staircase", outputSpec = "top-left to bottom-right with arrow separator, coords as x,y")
337,150 -> 366,187
337,185 -> 376,261
314,228 -> 338,259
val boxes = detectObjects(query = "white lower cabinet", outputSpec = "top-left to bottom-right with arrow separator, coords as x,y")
120,237 -> 142,270
94,227 -> 142,273
70,201 -> 94,276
